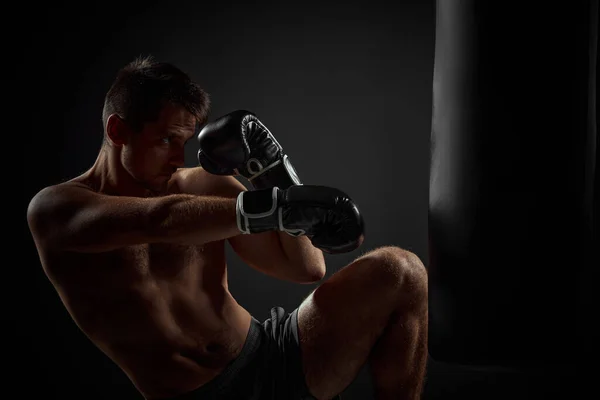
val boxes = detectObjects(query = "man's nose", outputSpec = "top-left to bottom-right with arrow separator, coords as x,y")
170,149 -> 185,168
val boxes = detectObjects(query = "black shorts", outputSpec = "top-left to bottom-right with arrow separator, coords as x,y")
168,306 -> 328,400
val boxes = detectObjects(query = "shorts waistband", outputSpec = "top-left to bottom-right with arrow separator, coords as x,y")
168,317 -> 263,399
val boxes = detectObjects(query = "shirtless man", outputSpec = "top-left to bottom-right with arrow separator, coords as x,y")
26,56 -> 428,400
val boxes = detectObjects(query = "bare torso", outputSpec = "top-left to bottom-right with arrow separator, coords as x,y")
35,170 -> 252,399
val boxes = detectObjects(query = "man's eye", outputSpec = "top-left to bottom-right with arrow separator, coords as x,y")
162,137 -> 171,144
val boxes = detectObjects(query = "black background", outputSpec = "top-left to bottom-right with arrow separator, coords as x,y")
14,0 -> 597,399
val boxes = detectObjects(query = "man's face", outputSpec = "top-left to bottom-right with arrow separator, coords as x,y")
122,104 -> 197,194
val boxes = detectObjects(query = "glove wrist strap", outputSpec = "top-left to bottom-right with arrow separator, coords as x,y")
236,187 -> 306,237
247,155 -> 302,190
236,188 -> 280,234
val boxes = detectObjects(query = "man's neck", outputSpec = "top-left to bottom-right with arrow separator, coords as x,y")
84,147 -> 154,197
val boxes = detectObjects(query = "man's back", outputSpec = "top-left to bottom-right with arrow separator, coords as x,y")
27,170 -> 253,399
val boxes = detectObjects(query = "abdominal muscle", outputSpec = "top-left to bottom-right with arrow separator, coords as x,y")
43,240 -> 253,400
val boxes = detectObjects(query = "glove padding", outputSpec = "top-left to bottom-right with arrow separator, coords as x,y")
197,110 -> 301,189
236,185 -> 365,254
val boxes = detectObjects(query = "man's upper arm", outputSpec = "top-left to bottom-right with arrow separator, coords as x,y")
178,168 -> 293,280
27,183 -> 159,253
175,167 -> 248,198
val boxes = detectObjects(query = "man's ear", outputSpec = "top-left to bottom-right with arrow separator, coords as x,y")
106,114 -> 130,146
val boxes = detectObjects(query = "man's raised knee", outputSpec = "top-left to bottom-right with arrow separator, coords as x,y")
362,246 -> 428,303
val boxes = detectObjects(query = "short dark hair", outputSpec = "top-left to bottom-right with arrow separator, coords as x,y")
102,55 -> 211,135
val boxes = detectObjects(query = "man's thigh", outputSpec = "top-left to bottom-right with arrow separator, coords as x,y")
297,247 -> 409,399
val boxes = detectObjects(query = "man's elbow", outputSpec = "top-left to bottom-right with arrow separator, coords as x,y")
282,246 -> 326,283
307,252 -> 327,282
300,263 -> 326,283
307,272 -> 325,283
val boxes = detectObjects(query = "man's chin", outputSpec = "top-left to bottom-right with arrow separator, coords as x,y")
144,178 -> 170,195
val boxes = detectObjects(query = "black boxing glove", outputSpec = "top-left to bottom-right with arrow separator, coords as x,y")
197,110 -> 301,189
236,185 -> 365,254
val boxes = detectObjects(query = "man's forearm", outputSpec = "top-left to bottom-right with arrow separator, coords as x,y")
153,194 -> 241,245
278,232 -> 326,280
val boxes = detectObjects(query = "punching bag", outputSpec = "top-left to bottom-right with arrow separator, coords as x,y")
428,0 -> 597,367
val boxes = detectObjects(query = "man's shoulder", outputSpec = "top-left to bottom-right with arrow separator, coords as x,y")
172,167 -> 246,198
173,166 -> 205,182
27,181 -> 95,224
30,181 -> 92,204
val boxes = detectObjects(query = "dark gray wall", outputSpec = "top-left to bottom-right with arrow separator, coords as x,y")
19,1 -> 435,398
16,0 -> 598,398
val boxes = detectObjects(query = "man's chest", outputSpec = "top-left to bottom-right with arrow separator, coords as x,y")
119,243 -> 201,275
